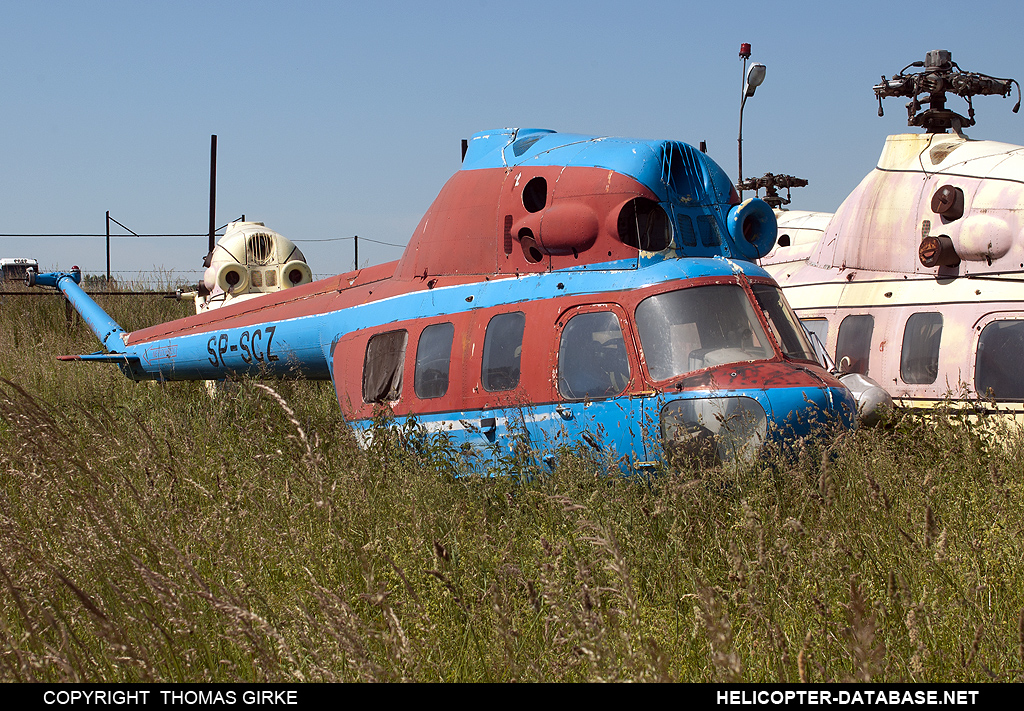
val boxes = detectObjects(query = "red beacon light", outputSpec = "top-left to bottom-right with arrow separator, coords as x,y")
739,43 -> 751,60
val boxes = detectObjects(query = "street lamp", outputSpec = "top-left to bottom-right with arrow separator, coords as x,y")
745,63 -> 766,98
738,42 -> 766,199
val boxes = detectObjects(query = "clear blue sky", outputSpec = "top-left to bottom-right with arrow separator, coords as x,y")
2,0 -> 1021,281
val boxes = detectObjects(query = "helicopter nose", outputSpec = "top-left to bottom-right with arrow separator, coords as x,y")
660,396 -> 769,464
766,384 -> 855,438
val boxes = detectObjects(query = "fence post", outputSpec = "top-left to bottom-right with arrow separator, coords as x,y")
106,210 -> 111,283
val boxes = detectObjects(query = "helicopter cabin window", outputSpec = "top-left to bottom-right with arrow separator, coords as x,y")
362,330 -> 408,403
975,320 -> 1024,400
800,318 -> 830,365
801,318 -> 829,345
750,284 -> 817,361
414,322 -> 455,399
635,284 -> 771,382
617,198 -> 671,252
558,312 -> 630,400
836,315 -> 873,375
482,312 -> 525,392
901,313 -> 942,385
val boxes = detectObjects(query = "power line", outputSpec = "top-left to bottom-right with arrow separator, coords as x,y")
1,219 -> 248,239
292,236 -> 406,247
68,270 -> 205,275
2,233 -> 407,248
0,233 -> 208,238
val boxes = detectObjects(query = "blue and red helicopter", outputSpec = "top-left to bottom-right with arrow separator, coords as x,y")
29,128 -> 858,468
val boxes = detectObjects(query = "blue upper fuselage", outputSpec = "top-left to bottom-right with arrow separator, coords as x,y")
462,128 -> 736,207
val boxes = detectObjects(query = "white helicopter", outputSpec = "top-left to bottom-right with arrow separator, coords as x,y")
757,49 -> 1022,415
179,220 -> 313,316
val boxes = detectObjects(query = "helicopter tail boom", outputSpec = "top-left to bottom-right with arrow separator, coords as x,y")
26,268 -> 128,354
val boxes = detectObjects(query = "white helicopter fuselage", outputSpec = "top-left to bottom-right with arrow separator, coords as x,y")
762,132 -> 1024,412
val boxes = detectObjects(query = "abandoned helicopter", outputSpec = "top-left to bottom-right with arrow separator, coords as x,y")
758,50 -> 1023,414
29,128 -> 857,468
181,219 -> 314,316
171,219 -> 314,394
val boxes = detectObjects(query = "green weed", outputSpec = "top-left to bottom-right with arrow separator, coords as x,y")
1,294 -> 1023,681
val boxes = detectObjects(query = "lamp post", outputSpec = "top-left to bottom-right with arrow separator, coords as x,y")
738,43 -> 766,200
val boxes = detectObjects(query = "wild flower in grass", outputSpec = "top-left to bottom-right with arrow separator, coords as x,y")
906,605 -> 925,676
697,586 -> 742,681
1018,608 -> 1024,673
924,505 -> 937,549
934,529 -> 947,562
963,622 -> 984,670
798,632 -> 812,683
841,575 -> 885,682
252,384 -> 316,468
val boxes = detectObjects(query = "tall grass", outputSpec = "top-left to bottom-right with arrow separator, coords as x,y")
1,293 -> 1023,681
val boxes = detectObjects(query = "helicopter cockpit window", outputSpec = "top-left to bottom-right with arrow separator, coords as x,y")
901,313 -> 943,385
415,322 -> 455,399
836,315 -> 873,375
558,312 -> 630,400
363,330 -> 408,403
635,284 -> 771,382
482,312 -> 525,392
750,284 -> 817,362
976,320 -> 1024,400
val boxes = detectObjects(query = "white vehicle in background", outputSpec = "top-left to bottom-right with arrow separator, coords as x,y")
1,258 -> 40,284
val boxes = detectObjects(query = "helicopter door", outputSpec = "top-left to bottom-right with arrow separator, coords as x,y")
331,327 -> 410,447
544,304 -> 647,469
452,310 -> 531,470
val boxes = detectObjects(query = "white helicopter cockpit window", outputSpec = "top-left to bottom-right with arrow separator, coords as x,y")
415,322 -> 455,399
836,315 -> 874,375
558,312 -> 630,400
800,318 -> 830,366
635,284 -> 771,381
363,330 -> 408,403
482,312 -> 525,392
976,320 -> 1024,400
750,284 -> 817,362
901,313 -> 943,385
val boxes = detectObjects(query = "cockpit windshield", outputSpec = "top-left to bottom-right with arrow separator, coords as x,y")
750,284 -> 818,362
636,284 -> 773,381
